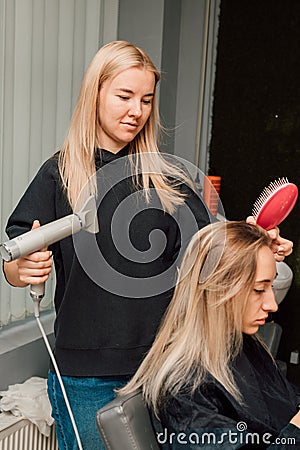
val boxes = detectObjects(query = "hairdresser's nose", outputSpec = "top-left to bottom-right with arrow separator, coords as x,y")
128,99 -> 142,118
263,287 -> 278,313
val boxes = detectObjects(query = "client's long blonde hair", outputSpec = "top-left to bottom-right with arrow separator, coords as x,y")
120,221 -> 272,415
58,40 -> 189,212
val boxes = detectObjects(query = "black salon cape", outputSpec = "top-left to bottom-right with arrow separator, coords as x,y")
152,335 -> 300,449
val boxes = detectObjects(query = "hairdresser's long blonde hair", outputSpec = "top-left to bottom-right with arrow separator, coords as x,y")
58,40 -> 188,212
120,221 -> 272,416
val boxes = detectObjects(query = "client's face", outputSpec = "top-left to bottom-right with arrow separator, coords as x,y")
242,246 -> 278,334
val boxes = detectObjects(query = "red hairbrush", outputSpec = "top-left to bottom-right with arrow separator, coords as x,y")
252,178 -> 298,230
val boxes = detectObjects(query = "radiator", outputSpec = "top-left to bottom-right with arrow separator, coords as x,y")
0,416 -> 58,450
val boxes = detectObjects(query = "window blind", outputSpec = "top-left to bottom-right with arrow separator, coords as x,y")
0,0 -> 118,326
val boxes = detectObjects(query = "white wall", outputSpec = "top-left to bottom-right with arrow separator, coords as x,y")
118,0 -> 220,172
118,0 -> 165,70
174,0 -> 220,171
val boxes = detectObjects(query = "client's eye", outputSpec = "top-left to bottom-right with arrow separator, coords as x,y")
254,289 -> 265,294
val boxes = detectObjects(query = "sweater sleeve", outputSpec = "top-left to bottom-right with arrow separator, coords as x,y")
5,156 -> 62,239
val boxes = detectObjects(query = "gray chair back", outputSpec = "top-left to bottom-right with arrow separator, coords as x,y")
96,390 -> 160,450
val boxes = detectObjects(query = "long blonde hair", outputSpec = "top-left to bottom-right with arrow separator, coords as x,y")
58,40 -> 189,212
120,221 -> 272,415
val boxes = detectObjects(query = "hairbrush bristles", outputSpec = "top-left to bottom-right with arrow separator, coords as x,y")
252,178 -> 290,218
252,177 -> 298,230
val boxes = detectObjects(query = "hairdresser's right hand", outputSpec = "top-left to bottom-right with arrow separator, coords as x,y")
3,220 -> 53,288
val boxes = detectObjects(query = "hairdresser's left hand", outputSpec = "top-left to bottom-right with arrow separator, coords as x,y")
246,216 -> 293,261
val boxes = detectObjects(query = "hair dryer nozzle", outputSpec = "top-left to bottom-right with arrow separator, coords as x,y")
77,195 -> 99,234
0,242 -> 17,262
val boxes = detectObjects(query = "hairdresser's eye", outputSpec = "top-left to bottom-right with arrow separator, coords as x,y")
118,95 -> 130,101
142,98 -> 152,105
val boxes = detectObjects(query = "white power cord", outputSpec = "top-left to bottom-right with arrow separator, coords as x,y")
32,291 -> 84,450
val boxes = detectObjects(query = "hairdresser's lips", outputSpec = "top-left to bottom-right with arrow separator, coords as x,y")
121,122 -> 139,130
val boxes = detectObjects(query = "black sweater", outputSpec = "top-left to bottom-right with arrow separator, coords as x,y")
5,147 -> 212,376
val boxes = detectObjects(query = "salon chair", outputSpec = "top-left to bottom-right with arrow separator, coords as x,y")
96,389 -> 160,450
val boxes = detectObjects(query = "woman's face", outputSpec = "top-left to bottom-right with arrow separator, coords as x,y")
97,67 -> 155,152
242,246 -> 278,334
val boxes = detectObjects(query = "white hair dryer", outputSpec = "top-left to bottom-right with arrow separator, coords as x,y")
0,195 -> 99,316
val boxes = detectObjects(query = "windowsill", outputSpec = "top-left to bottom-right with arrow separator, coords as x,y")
0,310 -> 55,355
0,311 -> 55,391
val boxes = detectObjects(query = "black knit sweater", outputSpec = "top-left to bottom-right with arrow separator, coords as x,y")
5,147 -> 212,376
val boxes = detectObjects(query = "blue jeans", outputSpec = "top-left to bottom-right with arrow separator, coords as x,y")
47,371 -> 130,450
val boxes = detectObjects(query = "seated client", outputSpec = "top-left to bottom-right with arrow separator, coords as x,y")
119,221 -> 300,449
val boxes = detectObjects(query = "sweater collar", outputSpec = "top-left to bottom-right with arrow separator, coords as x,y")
95,145 -> 130,165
